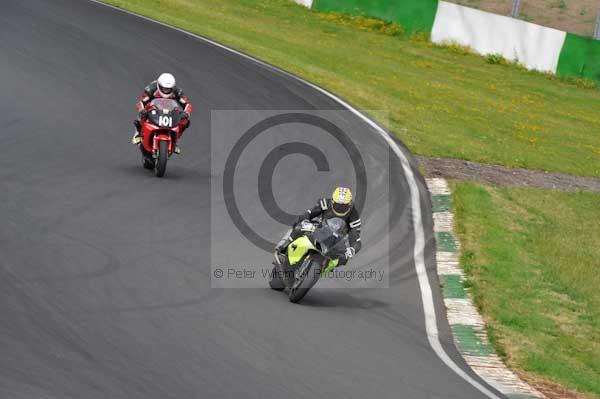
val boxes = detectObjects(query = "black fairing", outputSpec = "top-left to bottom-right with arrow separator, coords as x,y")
311,217 -> 348,258
147,98 -> 183,128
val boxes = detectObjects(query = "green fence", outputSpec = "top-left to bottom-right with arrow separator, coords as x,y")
313,0 -> 438,33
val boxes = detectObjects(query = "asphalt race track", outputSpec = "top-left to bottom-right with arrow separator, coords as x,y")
0,1 -> 504,398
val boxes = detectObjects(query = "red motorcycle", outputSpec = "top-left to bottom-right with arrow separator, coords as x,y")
138,98 -> 188,177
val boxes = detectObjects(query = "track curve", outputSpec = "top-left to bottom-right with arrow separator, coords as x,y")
0,1 -> 503,398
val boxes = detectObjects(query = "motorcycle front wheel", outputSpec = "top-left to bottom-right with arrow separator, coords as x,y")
155,140 -> 168,177
289,256 -> 323,303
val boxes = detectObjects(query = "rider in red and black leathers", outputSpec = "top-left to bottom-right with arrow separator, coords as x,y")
132,73 -> 192,147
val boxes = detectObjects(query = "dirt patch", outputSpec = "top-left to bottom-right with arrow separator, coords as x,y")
417,156 -> 600,193
523,375 -> 591,399
450,0 -> 600,36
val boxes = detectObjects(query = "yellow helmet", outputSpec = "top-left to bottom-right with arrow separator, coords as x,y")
331,187 -> 353,217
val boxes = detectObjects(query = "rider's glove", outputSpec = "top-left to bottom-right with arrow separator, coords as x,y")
345,247 -> 355,260
181,112 -> 190,120
299,220 -> 316,233
139,109 -> 149,119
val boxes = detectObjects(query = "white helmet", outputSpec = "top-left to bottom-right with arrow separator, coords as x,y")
157,73 -> 176,97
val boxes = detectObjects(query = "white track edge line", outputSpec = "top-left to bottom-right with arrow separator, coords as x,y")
89,2 -> 502,397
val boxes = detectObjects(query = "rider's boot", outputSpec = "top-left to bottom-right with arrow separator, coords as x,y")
131,120 -> 142,145
275,237 -> 290,253
174,146 -> 181,154
131,131 -> 142,145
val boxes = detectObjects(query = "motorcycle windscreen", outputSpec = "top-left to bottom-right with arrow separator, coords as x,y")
325,217 -> 347,234
313,219 -> 348,257
148,98 -> 183,127
150,98 -> 182,111
312,225 -> 335,249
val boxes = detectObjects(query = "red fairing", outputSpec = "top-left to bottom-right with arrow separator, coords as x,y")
140,121 -> 176,156
139,108 -> 188,156
153,133 -> 173,153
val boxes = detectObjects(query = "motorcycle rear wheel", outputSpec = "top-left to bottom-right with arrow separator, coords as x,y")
142,156 -> 154,170
268,265 -> 285,291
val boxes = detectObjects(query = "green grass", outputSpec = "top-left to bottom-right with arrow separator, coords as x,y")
452,181 -> 600,397
103,0 -> 600,177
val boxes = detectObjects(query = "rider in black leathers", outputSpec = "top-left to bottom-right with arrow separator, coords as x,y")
274,187 -> 361,266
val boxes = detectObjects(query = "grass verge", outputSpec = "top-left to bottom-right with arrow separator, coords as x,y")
103,0 -> 600,177
451,181 -> 600,398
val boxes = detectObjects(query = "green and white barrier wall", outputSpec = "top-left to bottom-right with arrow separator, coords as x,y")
295,0 -> 600,81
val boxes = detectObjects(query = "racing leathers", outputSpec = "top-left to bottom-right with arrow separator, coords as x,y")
276,198 -> 362,266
